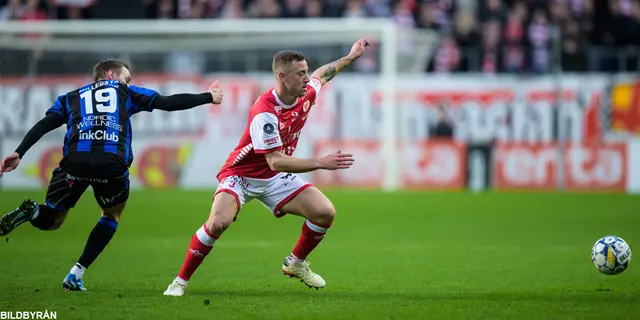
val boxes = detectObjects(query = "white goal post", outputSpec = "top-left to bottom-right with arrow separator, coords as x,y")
0,19 -> 439,191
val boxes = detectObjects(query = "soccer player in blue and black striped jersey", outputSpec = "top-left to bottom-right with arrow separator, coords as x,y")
0,59 -> 224,291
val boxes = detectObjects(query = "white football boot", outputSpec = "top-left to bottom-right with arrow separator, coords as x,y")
282,260 -> 326,289
163,278 -> 188,297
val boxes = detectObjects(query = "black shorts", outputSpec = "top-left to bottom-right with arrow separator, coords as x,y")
45,152 -> 130,211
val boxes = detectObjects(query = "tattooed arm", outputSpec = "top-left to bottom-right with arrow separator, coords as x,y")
311,56 -> 356,85
311,38 -> 369,85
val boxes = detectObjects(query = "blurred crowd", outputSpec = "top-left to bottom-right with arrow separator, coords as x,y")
1,0 -> 639,73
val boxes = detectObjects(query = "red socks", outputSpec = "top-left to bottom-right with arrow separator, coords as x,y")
177,220 -> 330,281
291,220 -> 331,260
177,224 -> 218,281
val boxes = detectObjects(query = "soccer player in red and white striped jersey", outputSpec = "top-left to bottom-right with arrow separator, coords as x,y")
163,39 -> 369,296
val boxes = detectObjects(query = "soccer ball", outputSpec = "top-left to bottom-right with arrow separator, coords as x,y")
591,236 -> 632,275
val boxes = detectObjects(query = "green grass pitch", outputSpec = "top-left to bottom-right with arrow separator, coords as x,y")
0,189 -> 639,319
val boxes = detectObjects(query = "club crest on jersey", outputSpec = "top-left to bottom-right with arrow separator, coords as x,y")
303,101 -> 310,112
263,123 -> 275,134
274,106 -> 283,114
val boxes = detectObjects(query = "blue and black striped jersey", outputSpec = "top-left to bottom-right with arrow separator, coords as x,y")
47,80 -> 158,166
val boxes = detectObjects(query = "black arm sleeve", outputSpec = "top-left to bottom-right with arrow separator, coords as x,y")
15,112 -> 65,158
150,93 -> 213,111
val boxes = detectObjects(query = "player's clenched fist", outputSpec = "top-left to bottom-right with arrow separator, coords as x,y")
209,80 -> 224,104
0,152 -> 20,178
347,38 -> 369,60
318,150 -> 354,170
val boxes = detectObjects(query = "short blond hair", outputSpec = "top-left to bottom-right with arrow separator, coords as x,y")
272,51 -> 306,73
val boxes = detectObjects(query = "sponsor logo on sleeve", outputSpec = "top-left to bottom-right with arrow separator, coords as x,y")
263,137 -> 279,145
263,123 -> 275,134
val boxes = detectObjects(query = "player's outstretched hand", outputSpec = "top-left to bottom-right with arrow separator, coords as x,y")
0,152 -> 21,178
318,150 -> 354,170
348,38 -> 370,60
209,80 -> 224,104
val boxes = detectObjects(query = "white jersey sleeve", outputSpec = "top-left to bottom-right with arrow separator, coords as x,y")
309,77 -> 322,95
250,112 -> 283,153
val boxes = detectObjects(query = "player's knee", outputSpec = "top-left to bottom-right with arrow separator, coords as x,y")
51,210 -> 70,229
102,202 -> 126,222
32,208 -> 68,231
206,193 -> 238,236
205,212 -> 234,236
205,218 -> 232,236
310,202 -> 336,225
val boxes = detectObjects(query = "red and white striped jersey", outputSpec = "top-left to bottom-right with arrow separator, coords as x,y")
217,77 -> 322,181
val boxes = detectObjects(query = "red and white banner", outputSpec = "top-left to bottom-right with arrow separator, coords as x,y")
493,142 -> 628,191
313,139 -> 466,189
0,73 -> 619,142
563,142 -> 627,191
0,73 -> 638,192
494,143 -> 558,190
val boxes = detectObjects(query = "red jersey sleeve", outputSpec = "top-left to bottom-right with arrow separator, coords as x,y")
309,77 -> 322,95
249,111 -> 283,154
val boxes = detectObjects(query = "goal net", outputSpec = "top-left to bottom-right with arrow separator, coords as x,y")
0,19 -> 439,191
